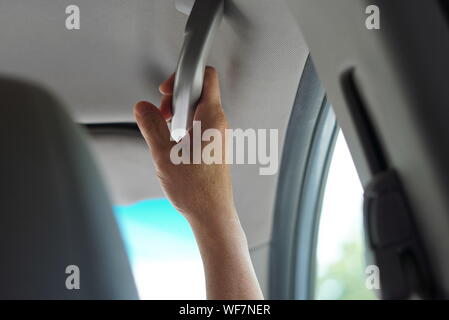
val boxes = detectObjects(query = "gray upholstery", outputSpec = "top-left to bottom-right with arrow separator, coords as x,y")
0,77 -> 138,299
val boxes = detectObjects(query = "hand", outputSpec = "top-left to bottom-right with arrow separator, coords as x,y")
134,67 -> 236,227
134,66 -> 263,299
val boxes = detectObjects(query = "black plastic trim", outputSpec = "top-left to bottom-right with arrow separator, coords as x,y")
341,69 -> 387,176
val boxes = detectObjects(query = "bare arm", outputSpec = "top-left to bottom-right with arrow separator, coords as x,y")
133,67 -> 263,300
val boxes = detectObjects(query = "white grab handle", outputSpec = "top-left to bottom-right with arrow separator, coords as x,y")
171,0 -> 224,142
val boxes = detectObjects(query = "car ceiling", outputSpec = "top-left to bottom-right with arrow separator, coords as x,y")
0,0 -> 309,294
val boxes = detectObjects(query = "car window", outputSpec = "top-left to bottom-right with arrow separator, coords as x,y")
314,131 -> 376,300
114,198 -> 205,299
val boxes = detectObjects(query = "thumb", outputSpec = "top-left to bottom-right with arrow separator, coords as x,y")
134,101 -> 174,157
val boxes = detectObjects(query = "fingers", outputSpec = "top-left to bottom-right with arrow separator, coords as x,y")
160,67 -> 220,100
154,65 -> 225,135
159,73 -> 174,121
134,67 -> 223,159
201,66 -> 221,105
134,101 -> 175,157
160,94 -> 173,121
159,73 -> 175,95
194,66 -> 227,129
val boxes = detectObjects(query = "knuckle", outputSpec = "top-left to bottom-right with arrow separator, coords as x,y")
214,110 -> 228,128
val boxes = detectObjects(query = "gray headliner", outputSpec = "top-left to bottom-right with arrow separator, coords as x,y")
0,0 -> 307,123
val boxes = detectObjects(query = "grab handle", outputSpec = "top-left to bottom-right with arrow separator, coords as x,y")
171,0 -> 224,142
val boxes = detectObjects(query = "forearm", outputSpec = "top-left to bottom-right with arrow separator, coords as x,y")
187,208 -> 264,300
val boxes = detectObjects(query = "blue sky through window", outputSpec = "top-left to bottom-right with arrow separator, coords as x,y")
114,198 -> 205,299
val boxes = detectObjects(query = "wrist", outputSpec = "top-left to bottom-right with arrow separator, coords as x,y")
186,206 -> 247,248
186,204 -> 239,230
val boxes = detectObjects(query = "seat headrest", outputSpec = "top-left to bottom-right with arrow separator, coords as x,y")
0,77 -> 138,299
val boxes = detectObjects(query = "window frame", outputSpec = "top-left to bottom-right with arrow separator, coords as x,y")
270,57 -> 338,299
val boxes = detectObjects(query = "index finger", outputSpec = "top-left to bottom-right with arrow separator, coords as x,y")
159,73 -> 175,95
200,66 -> 221,105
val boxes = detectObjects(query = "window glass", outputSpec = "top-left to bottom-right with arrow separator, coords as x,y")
315,132 -> 376,300
114,198 -> 205,299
